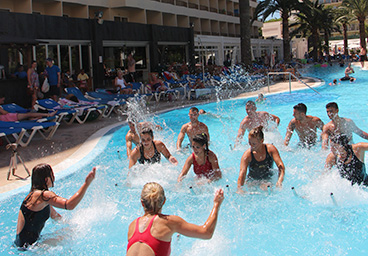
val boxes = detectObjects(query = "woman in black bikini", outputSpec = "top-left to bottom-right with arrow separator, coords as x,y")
129,128 -> 178,168
325,134 -> 368,186
15,164 -> 96,248
237,126 -> 285,191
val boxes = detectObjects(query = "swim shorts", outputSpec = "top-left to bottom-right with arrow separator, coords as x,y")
0,113 -> 18,122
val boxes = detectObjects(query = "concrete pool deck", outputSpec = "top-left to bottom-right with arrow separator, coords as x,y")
0,76 -> 322,194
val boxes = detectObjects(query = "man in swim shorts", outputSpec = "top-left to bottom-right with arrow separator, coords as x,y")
235,100 -> 280,146
125,119 -> 162,158
284,103 -> 324,148
176,107 -> 209,150
322,102 -> 368,150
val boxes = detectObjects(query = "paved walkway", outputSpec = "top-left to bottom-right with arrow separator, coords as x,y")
0,76 -> 322,193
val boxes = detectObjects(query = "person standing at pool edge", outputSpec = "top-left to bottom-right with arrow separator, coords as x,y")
235,100 -> 280,146
284,103 -> 324,148
177,107 -> 209,150
15,164 -> 96,248
238,126 -> 285,191
127,182 -> 224,256
322,102 -> 368,150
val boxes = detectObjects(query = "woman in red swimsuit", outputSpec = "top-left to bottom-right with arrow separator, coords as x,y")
127,182 -> 224,256
177,133 -> 222,182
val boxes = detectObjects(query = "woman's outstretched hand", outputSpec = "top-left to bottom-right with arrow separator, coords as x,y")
214,189 -> 224,205
85,167 -> 96,185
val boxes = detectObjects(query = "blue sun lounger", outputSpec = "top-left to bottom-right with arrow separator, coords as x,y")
0,126 -> 26,146
0,120 -> 60,147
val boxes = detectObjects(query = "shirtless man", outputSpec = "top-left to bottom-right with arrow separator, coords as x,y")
125,119 -> 162,158
340,63 -> 354,81
322,102 -> 368,150
235,101 -> 280,145
176,107 -> 209,150
284,103 -> 324,148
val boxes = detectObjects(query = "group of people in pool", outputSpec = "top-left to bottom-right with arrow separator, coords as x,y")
14,99 -> 368,254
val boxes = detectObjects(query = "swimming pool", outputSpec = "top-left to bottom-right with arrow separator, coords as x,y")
1,64 -> 368,255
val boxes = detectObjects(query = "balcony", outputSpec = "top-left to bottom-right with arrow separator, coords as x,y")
162,0 -> 175,4
176,0 -> 188,7
188,3 -> 198,9
210,7 -> 217,13
227,11 -> 233,16
200,5 -> 209,11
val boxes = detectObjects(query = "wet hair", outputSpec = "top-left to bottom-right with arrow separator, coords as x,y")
190,107 -> 199,113
31,164 -> 54,191
330,134 -> 352,154
293,103 -> 307,114
192,133 -> 209,152
141,182 -> 166,214
141,127 -> 153,138
330,134 -> 349,146
249,126 -> 264,141
333,79 -> 337,83
127,117 -> 138,124
326,102 -> 338,110
246,100 -> 256,107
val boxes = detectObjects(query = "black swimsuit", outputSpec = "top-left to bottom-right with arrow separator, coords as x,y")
248,145 -> 274,180
14,192 -> 50,247
138,142 -> 161,164
337,146 -> 368,186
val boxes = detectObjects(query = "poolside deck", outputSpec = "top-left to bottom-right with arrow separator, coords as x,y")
0,76 -> 322,193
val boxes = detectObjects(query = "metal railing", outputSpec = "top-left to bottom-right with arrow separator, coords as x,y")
267,72 -> 320,95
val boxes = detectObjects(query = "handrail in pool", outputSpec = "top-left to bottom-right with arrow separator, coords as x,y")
267,71 -> 321,95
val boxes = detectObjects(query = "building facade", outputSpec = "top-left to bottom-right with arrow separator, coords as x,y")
0,0 -> 281,88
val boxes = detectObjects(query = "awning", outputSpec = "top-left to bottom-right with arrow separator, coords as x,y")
0,34 -> 46,45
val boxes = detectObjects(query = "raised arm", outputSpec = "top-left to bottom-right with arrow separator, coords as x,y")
237,150 -> 251,190
321,124 -> 331,150
268,145 -> 285,187
129,147 -> 140,168
176,124 -> 187,150
324,152 -> 336,170
235,120 -> 247,146
284,119 -> 295,146
177,155 -> 193,182
126,133 -> 133,158
208,151 -> 221,181
349,120 -> 368,140
270,114 -> 280,126
157,141 -> 178,165
45,167 -> 96,210
169,189 -> 224,239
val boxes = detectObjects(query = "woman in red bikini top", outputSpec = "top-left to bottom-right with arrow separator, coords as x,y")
127,182 -> 225,256
177,133 -> 222,182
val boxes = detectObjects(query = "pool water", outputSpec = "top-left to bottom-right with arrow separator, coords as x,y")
1,65 -> 368,255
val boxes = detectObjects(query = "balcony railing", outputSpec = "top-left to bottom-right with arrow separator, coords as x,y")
210,7 -> 217,13
162,0 -> 175,4
188,3 -> 198,9
176,0 -> 188,7
202,31 -> 211,35
200,5 -> 209,11
227,11 -> 233,16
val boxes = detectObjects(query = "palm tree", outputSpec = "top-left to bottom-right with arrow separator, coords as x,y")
320,6 -> 340,60
239,0 -> 252,69
290,0 -> 325,61
254,0 -> 300,63
335,7 -> 355,56
343,0 -> 368,50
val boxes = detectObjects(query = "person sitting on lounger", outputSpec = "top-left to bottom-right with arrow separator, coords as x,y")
0,94 -> 56,122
